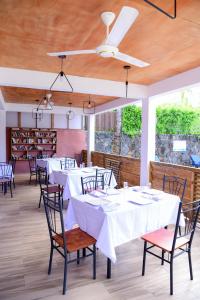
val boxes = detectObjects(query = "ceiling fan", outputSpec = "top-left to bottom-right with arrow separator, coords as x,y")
47,6 -> 150,68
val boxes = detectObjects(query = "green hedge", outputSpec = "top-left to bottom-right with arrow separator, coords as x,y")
122,105 -> 200,137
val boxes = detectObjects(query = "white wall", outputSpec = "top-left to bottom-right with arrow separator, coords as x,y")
6,111 -> 82,129
6,111 -> 18,127
69,115 -> 82,129
54,114 -> 67,128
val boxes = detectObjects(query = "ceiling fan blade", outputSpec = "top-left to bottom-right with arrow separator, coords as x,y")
47,49 -> 96,56
106,6 -> 139,47
115,52 -> 150,68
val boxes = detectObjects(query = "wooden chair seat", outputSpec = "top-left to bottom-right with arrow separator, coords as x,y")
142,228 -> 189,252
43,185 -> 62,194
53,227 -> 96,252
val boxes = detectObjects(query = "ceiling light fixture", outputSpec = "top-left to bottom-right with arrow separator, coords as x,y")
83,96 -> 95,114
144,0 -> 176,19
66,102 -> 74,120
123,65 -> 131,98
49,55 -> 73,93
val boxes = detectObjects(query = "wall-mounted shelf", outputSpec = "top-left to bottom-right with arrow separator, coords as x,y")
10,128 -> 57,160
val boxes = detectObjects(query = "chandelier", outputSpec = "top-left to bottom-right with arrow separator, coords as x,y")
32,55 -> 73,119
83,95 -> 95,114
66,102 -> 74,120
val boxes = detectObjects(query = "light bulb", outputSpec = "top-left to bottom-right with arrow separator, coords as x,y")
59,73 -> 64,82
46,93 -> 52,100
87,101 -> 92,108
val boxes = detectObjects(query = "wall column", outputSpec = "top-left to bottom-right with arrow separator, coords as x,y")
87,114 -> 95,164
0,110 -> 6,162
140,97 -> 156,185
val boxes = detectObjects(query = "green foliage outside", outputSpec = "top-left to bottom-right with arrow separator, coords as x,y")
122,105 -> 141,136
122,105 -> 200,137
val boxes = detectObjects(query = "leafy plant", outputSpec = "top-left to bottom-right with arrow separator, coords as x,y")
122,105 -> 141,136
121,104 -> 200,136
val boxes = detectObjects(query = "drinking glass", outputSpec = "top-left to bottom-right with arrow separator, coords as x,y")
104,184 -> 109,201
123,181 -> 128,189
82,162 -> 85,168
88,161 -> 93,167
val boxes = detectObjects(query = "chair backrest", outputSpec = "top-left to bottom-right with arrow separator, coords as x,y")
105,158 -> 121,184
162,175 -> 187,201
171,200 -> 200,253
81,175 -> 104,194
9,158 -> 16,174
43,193 -> 66,249
0,164 -> 12,178
28,157 -> 36,171
60,158 -> 76,170
37,166 -> 48,190
96,168 -> 112,187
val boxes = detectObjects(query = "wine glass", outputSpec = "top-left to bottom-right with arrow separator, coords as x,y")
123,181 -> 128,189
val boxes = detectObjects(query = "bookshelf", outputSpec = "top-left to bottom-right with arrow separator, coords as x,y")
10,128 -> 57,160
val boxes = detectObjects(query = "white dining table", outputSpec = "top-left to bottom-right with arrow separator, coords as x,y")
51,167 -> 117,200
65,187 -> 181,264
36,157 -> 77,177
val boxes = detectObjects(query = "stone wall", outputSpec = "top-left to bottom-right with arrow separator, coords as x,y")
95,131 -> 200,166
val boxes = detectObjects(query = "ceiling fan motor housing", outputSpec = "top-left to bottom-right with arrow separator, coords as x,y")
96,44 -> 118,58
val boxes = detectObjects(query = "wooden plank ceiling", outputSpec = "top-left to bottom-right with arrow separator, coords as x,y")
1,87 -> 115,108
0,0 -> 200,106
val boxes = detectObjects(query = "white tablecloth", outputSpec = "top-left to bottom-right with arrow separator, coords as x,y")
36,158 -> 77,179
65,188 -> 181,263
52,167 -> 117,200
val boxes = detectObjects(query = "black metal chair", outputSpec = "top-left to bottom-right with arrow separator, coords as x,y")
162,175 -> 187,201
28,157 -> 37,184
9,158 -> 16,188
81,175 -> 104,194
43,193 -> 96,294
60,158 -> 76,170
141,199 -> 200,295
105,158 -> 121,187
37,166 -> 63,208
0,164 -> 13,197
96,168 -> 112,187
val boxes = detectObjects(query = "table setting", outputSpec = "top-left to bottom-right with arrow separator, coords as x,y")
65,185 -> 182,263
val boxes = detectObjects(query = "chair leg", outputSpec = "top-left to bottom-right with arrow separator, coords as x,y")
93,244 -> 96,280
4,182 -> 7,195
77,250 -> 80,264
63,255 -> 68,295
188,249 -> 193,280
107,258 -> 111,279
38,192 -> 42,208
161,250 -> 165,265
48,245 -> 54,275
82,248 -> 86,257
10,181 -> 13,198
29,174 -> 31,184
142,241 -> 147,276
13,178 -> 15,189
170,257 -> 174,295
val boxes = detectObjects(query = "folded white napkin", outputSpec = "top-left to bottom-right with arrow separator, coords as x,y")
89,190 -> 104,198
101,188 -> 120,196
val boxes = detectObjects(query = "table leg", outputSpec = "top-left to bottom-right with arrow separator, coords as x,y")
107,258 -> 111,278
